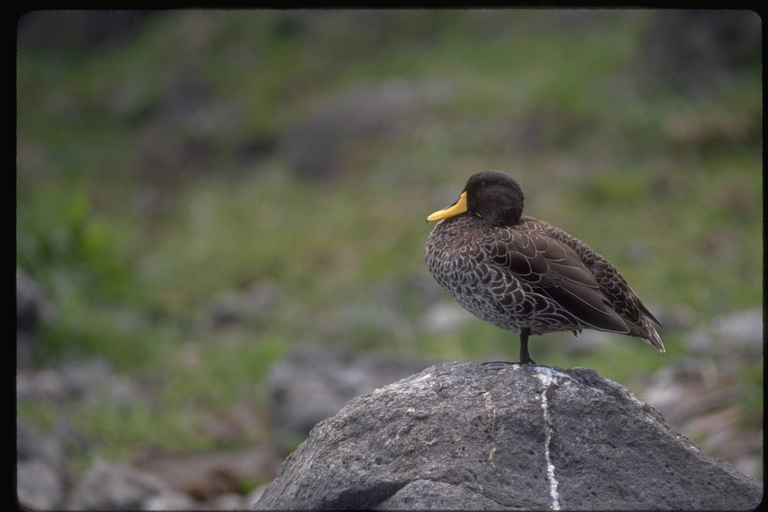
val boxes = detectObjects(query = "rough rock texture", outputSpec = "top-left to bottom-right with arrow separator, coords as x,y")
256,363 -> 763,510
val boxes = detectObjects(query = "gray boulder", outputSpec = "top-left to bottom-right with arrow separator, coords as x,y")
256,363 -> 762,510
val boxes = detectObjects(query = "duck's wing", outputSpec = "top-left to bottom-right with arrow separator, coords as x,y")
483,228 -> 631,334
527,219 -> 662,328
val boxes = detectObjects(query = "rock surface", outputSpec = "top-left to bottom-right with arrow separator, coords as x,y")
256,362 -> 763,510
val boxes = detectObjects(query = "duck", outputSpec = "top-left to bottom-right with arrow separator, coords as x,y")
425,170 -> 664,364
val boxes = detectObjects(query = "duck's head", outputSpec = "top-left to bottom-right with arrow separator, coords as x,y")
427,170 -> 525,227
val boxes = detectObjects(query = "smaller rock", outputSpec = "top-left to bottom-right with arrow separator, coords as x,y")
66,459 -> 166,510
207,492 -> 246,510
196,281 -> 281,329
18,358 -> 143,405
143,489 -> 197,511
16,267 -> 58,368
17,369 -> 70,400
17,417 -> 72,486
16,267 -> 57,327
685,307 -> 762,357
134,445 -> 280,503
17,459 -> 63,510
58,358 -> 112,394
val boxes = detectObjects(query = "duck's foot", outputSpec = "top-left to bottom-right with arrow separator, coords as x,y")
481,360 -> 536,366
481,328 -> 537,365
519,328 -> 536,364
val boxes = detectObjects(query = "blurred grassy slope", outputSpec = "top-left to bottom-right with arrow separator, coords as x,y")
17,10 -> 761,465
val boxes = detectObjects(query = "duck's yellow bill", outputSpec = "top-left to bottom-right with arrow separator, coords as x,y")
427,191 -> 468,222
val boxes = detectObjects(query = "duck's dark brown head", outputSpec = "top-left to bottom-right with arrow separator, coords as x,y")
427,170 -> 525,227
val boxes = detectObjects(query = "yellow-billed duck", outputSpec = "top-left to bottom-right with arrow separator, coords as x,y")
425,170 -> 664,364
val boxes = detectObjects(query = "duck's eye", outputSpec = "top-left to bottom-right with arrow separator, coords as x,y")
480,181 -> 487,188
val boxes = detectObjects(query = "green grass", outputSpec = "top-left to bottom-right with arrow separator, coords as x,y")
17,10 -> 761,473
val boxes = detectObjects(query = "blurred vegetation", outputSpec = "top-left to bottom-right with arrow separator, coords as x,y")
17,10 -> 761,471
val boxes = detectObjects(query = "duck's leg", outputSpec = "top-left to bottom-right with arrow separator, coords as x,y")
481,327 -> 536,366
519,328 -> 536,365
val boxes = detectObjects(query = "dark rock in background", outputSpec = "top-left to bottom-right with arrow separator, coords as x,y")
256,363 -> 762,510
641,10 -> 761,94
16,267 -> 57,368
195,281 -> 283,330
267,349 -> 435,452
277,80 -> 425,180
17,10 -> 155,50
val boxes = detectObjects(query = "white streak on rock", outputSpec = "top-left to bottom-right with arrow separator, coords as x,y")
536,371 -> 561,511
483,391 -> 499,476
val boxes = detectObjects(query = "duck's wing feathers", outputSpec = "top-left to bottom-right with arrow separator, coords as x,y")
527,219 -> 662,328
484,229 -> 631,334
